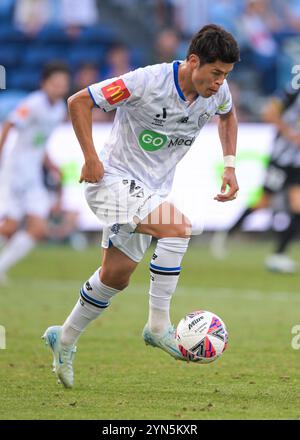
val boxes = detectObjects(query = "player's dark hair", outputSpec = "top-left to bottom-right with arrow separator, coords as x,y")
41,61 -> 70,82
187,24 -> 240,65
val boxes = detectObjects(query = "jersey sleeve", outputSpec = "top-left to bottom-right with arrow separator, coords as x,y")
87,68 -> 147,112
215,80 -> 233,115
7,97 -> 35,128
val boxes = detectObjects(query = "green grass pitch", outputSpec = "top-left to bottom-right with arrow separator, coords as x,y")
0,240 -> 299,420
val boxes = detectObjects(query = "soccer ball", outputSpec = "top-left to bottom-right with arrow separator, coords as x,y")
176,310 -> 228,363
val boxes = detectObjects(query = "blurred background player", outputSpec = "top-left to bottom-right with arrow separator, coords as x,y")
210,86 -> 300,273
0,62 -> 70,283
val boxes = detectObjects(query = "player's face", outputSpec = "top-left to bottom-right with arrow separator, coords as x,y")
43,72 -> 70,102
190,56 -> 234,98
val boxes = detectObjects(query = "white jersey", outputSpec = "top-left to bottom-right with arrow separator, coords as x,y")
7,90 -> 66,186
88,61 -> 232,196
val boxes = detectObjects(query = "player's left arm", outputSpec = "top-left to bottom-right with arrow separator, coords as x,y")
215,105 -> 239,202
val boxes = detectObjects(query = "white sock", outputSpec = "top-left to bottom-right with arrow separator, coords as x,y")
0,231 -> 35,275
61,267 -> 121,346
148,237 -> 190,334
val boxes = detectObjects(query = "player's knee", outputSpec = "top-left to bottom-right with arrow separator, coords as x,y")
0,222 -> 18,238
100,268 -> 130,291
27,225 -> 47,241
157,219 -> 192,239
4,228 -> 16,239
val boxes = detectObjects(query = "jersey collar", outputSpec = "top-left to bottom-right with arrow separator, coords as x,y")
173,61 -> 186,102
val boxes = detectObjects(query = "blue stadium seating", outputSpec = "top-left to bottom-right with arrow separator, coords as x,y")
8,69 -> 41,91
22,46 -> 66,68
0,45 -> 21,68
0,25 -> 25,43
79,25 -> 120,45
0,0 -> 14,21
0,89 -> 28,121
67,45 -> 107,69
36,24 -> 70,44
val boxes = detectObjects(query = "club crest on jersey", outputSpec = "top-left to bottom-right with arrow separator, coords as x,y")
111,223 -> 121,234
198,112 -> 211,128
101,79 -> 130,105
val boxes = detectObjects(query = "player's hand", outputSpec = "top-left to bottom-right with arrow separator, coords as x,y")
214,167 -> 239,202
79,158 -> 104,183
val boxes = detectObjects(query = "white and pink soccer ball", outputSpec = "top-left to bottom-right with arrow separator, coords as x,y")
176,310 -> 228,363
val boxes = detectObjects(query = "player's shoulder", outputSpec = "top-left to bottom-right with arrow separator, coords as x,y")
134,62 -> 173,82
26,90 -> 45,102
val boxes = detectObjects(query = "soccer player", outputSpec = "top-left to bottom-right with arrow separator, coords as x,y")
0,62 -> 70,282
43,24 -> 240,388
210,87 -> 300,273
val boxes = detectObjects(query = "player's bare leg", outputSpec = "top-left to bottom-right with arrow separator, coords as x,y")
0,217 -> 19,240
0,215 -> 46,282
0,217 -> 19,283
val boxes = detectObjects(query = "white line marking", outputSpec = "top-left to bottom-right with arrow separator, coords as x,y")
9,279 -> 300,302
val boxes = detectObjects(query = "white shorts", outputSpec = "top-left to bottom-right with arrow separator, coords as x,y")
85,175 -> 164,262
5,183 -> 51,221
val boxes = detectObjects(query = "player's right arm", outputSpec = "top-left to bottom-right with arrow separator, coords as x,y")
69,69 -> 147,183
68,89 -> 104,183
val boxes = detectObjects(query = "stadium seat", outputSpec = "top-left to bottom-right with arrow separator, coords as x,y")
0,25 -> 25,44
0,90 -> 28,120
22,46 -> 66,68
36,25 -> 70,44
67,46 -> 107,69
79,25 -> 120,45
0,45 -> 21,68
8,69 -> 41,91
0,0 -> 14,21
129,47 -> 147,68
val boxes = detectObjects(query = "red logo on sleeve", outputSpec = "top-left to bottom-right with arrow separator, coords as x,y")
16,106 -> 30,119
101,79 -> 131,105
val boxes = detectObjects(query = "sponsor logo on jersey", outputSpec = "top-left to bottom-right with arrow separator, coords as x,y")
139,130 -> 168,151
168,136 -> 195,148
152,108 -> 167,127
179,116 -> 189,123
101,79 -> 130,105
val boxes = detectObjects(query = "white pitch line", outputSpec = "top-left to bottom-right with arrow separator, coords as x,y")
10,278 -> 300,302
128,283 -> 300,302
